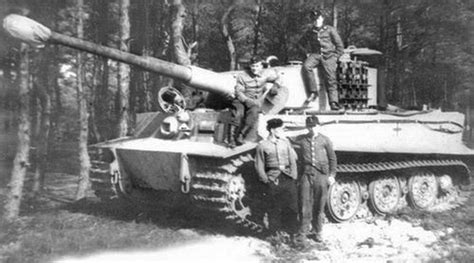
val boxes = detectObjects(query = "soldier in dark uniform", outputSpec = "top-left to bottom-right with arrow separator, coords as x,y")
292,115 -> 337,242
255,118 -> 298,236
298,10 -> 344,111
229,56 -> 282,146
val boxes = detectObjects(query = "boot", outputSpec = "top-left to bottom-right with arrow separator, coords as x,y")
227,125 -> 238,148
307,231 -> 323,242
292,233 -> 313,251
330,102 -> 341,111
235,133 -> 245,146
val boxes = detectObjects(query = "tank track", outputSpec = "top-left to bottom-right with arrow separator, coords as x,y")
90,144 -> 470,232
331,159 -> 470,222
337,159 -> 469,174
189,152 -> 266,233
190,155 -> 470,233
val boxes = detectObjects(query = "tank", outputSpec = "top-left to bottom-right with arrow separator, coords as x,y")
5,14 -> 473,232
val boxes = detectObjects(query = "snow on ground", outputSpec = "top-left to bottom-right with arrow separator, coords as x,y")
53,235 -> 273,263
306,219 -> 442,262
53,218 -> 449,263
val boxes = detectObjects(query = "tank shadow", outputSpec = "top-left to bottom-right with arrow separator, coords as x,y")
63,196 -> 248,237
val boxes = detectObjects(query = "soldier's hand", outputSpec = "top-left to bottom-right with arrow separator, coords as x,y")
328,176 -> 336,186
268,86 -> 279,96
305,92 -> 318,103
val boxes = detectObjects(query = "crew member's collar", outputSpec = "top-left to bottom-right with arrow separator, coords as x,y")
268,135 -> 281,143
309,131 -> 320,138
250,71 -> 262,78
312,24 -> 326,31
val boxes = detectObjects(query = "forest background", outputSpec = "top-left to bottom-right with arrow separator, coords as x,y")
0,0 -> 473,218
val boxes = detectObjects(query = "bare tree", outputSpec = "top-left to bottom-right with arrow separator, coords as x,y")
75,0 -> 91,200
221,0 -> 241,70
32,51 -> 52,195
169,0 -> 200,107
170,0 -> 191,67
116,0 -> 130,137
88,0 -> 110,142
3,43 -> 31,220
252,0 -> 262,56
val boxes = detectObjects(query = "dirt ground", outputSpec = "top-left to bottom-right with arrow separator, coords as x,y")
1,169 -> 473,263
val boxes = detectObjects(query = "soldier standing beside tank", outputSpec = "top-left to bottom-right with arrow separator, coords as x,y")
255,118 -> 299,237
229,56 -> 282,146
292,115 -> 337,243
298,10 -> 344,111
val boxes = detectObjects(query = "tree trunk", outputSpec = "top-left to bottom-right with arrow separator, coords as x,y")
52,50 -> 62,115
75,0 -> 91,200
32,51 -> 52,195
117,0 -> 130,137
96,0 -> 110,140
221,2 -> 238,70
50,45 -> 63,147
88,56 -> 102,143
252,0 -> 262,56
3,43 -> 31,221
170,0 -> 196,107
142,0 -> 152,112
170,0 -> 190,66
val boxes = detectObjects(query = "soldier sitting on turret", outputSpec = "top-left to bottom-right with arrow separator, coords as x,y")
229,56 -> 282,146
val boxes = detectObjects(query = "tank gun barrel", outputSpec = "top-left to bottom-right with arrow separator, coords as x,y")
2,14 -> 235,97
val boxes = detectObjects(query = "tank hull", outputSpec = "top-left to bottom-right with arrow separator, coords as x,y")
91,110 -> 472,231
260,110 -> 473,155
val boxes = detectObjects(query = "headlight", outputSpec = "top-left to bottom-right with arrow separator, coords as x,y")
160,116 -> 179,137
177,111 -> 190,122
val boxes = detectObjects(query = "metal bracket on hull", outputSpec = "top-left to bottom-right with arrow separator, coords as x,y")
180,153 -> 191,193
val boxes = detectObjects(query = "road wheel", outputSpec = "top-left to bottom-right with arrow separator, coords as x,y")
408,170 -> 438,210
369,174 -> 401,215
327,179 -> 361,222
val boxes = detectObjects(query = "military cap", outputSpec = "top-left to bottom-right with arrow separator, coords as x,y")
266,118 -> 283,131
309,9 -> 326,19
305,115 -> 320,127
249,55 -> 264,65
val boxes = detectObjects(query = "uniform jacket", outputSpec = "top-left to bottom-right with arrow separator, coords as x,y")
255,137 -> 298,183
235,68 -> 281,105
298,24 -> 344,59
291,132 -> 337,176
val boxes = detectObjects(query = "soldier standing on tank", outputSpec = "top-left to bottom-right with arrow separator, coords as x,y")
255,118 -> 299,237
298,9 -> 344,111
292,115 -> 337,243
229,56 -> 282,146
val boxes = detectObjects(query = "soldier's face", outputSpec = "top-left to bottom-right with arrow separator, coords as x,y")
315,15 -> 324,27
309,125 -> 320,134
250,62 -> 264,75
272,126 -> 284,138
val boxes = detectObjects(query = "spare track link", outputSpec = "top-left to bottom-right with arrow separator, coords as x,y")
337,159 -> 469,176
190,154 -> 265,233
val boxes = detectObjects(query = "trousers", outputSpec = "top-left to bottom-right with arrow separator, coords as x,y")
230,99 -> 259,140
302,53 -> 339,103
266,175 -> 298,234
299,169 -> 329,235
